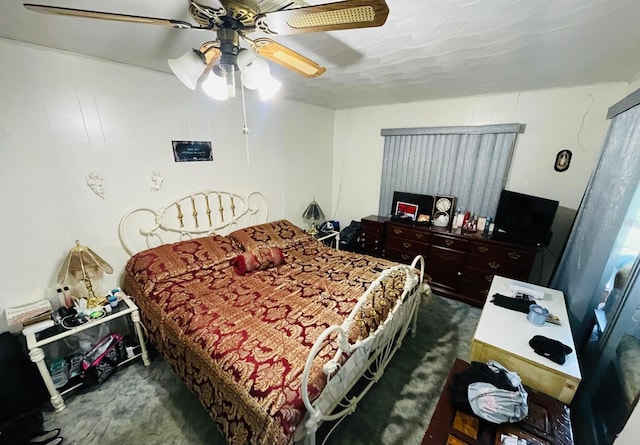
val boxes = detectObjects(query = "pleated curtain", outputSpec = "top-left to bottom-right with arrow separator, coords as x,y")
551,96 -> 640,340
378,124 -> 522,219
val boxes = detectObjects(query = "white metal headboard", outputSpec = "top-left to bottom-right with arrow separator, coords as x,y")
118,190 -> 268,255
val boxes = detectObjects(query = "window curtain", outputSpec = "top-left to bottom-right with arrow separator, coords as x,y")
550,92 -> 640,341
378,124 -> 522,218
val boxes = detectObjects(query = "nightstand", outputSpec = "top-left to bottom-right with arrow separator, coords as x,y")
314,230 -> 340,249
23,296 -> 149,412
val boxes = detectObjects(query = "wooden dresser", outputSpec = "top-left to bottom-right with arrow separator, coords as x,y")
359,216 -> 540,307
359,215 -> 387,257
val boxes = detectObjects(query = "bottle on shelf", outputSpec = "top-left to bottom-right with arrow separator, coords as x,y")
62,286 -> 74,308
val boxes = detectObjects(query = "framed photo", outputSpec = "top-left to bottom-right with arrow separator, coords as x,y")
172,141 -> 213,162
394,201 -> 419,221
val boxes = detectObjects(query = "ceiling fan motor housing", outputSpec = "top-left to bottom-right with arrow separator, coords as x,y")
217,27 -> 240,69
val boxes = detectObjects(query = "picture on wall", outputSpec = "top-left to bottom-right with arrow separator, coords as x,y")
172,141 -> 213,162
394,201 -> 419,220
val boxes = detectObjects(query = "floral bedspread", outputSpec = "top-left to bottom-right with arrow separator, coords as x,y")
123,220 -> 409,445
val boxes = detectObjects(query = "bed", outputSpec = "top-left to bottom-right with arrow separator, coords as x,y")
118,190 -> 428,445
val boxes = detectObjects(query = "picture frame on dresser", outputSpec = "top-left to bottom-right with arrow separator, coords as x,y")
394,201 -> 419,220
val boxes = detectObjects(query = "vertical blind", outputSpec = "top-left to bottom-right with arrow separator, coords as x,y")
379,124 -> 523,218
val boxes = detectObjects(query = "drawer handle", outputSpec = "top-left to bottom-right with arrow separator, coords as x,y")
488,261 -> 500,269
477,246 -> 489,252
508,251 -> 522,260
393,228 -> 403,235
485,275 -> 493,282
401,253 -> 410,260
415,233 -> 424,239
402,242 -> 412,249
481,289 -> 489,297
445,239 -> 454,246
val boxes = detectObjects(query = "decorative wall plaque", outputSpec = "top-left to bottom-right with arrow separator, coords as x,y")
172,141 -> 213,162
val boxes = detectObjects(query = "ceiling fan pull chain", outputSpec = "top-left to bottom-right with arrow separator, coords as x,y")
240,79 -> 250,165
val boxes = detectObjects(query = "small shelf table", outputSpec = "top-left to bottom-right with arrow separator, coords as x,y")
314,230 -> 340,249
23,297 -> 149,412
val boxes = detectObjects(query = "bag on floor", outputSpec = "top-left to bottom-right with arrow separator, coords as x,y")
80,333 -> 126,385
450,360 -> 528,424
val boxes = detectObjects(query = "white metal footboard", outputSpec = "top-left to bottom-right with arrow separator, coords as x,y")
298,255 -> 428,445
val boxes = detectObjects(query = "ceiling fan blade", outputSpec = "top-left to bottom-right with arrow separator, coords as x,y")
23,3 -> 196,29
255,0 -> 389,35
253,38 -> 326,78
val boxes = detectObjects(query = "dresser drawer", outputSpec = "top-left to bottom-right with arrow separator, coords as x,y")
385,249 -> 420,264
466,254 -> 530,279
385,237 -> 429,255
462,267 -> 496,287
431,233 -> 469,251
468,241 -> 535,266
386,224 -> 431,243
361,220 -> 385,236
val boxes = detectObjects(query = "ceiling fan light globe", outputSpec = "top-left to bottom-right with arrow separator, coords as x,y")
258,75 -> 281,101
236,49 -> 256,71
168,50 -> 207,90
241,58 -> 270,90
202,71 -> 228,100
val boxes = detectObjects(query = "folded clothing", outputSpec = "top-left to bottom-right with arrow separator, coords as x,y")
491,293 -> 535,313
231,247 -> 285,275
529,335 -> 573,365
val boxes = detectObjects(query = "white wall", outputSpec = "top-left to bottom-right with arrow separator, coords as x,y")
0,39 -> 334,329
331,84 -> 629,225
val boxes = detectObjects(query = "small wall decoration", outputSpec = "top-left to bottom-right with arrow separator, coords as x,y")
150,169 -> 164,192
554,149 -> 572,172
172,140 -> 213,162
86,171 -> 105,199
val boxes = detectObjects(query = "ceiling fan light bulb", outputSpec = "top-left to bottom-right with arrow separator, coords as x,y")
202,71 -> 228,101
258,75 -> 281,101
168,50 -> 207,90
220,62 -> 236,98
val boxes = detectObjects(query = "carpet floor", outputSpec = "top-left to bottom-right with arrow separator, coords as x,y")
42,295 -> 480,445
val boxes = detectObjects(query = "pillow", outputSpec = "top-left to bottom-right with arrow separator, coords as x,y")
231,247 -> 285,275
229,219 -> 310,251
126,234 -> 241,288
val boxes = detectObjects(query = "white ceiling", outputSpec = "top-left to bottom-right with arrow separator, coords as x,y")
2,0 -> 640,109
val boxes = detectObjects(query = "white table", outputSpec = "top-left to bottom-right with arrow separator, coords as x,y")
314,230 -> 340,249
24,297 -> 149,411
470,275 -> 581,403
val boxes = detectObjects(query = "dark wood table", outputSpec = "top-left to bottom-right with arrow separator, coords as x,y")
422,359 -> 574,445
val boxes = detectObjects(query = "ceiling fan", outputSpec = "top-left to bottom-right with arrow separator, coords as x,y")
24,0 -> 390,100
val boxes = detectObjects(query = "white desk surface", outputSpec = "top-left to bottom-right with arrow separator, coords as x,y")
473,275 -> 582,380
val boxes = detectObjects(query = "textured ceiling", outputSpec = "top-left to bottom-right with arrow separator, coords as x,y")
1,0 -> 640,109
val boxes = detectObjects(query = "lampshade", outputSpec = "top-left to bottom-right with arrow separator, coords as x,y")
202,69 -> 229,101
168,45 -> 281,102
168,49 -> 207,90
57,240 -> 113,308
302,199 -> 325,235
237,49 -> 281,100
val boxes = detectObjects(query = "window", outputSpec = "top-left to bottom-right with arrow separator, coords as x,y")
378,124 -> 522,219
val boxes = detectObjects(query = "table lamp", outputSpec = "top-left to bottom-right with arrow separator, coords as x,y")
302,199 -> 325,235
57,240 -> 113,308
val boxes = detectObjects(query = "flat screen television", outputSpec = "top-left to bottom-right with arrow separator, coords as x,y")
492,190 -> 559,246
390,191 -> 434,222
